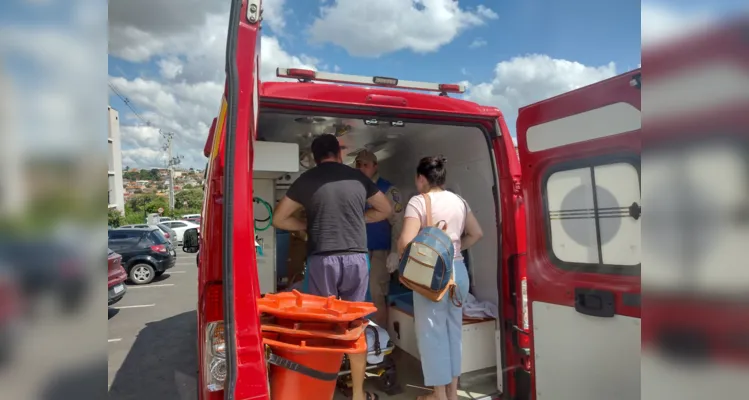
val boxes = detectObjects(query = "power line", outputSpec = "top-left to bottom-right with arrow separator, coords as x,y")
108,82 -> 153,128
108,81 -> 185,206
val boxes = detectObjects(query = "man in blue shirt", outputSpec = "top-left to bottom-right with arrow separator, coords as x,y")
355,150 -> 404,327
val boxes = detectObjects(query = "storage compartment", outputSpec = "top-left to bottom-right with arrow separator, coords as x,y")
257,112 -> 503,397
387,303 -> 497,374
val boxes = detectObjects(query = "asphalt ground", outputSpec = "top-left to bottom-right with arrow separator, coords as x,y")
105,248 -> 496,400
108,247 -> 199,400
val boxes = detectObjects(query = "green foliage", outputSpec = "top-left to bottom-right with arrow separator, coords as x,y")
108,208 -> 124,228
123,168 -> 162,182
123,191 -> 203,224
175,189 -> 204,210
127,193 -> 168,212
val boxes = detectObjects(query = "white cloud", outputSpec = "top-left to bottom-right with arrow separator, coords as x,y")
309,0 -> 498,57
469,37 -> 487,49
0,24 -> 104,155
262,0 -> 288,33
464,54 -> 618,137
157,57 -> 183,80
108,0 -> 318,168
476,5 -> 499,20
641,3 -> 716,46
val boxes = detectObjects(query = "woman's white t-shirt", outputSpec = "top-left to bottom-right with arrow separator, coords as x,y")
404,191 -> 470,260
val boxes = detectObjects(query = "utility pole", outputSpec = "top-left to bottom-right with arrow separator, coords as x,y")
160,131 -> 182,211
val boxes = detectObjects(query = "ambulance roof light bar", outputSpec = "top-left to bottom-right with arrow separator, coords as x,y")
276,68 -> 466,94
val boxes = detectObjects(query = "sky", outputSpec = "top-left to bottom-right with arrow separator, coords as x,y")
1,0 -> 737,170
104,0 -> 645,169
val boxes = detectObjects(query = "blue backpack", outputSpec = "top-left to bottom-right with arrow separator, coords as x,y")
398,193 -> 462,306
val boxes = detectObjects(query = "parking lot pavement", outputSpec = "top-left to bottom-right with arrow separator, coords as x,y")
108,248 -> 199,400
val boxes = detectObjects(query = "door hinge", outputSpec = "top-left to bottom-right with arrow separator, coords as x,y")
630,72 -> 641,89
513,180 -> 522,194
247,0 -> 262,24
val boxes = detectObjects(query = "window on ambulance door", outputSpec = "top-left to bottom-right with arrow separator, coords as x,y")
544,158 -> 641,275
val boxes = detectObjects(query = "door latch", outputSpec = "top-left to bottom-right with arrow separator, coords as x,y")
574,288 -> 616,318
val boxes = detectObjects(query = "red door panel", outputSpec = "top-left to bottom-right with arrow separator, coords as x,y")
516,70 -> 641,400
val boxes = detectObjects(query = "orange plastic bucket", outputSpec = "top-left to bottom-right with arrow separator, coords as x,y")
258,290 -> 377,322
263,332 -> 367,400
261,318 -> 369,341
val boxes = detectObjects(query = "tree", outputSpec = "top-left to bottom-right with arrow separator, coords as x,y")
108,208 -> 124,228
175,189 -> 204,209
127,193 -> 168,213
123,170 -> 138,181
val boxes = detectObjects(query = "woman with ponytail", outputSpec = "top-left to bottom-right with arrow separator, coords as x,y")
397,155 -> 484,400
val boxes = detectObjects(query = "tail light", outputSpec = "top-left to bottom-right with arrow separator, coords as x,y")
164,232 -> 171,239
204,284 -> 226,392
205,321 -> 227,392
150,244 -> 167,253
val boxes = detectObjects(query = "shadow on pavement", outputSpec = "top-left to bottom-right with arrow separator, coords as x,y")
42,358 -> 108,400
109,311 -> 198,400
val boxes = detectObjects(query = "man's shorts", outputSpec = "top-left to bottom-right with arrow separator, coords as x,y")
306,252 -> 369,302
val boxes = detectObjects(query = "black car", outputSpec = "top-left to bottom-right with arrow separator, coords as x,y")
107,228 -> 176,285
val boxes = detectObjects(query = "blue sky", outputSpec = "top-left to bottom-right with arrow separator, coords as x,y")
0,0 -> 742,167
108,0 -> 642,96
273,0 -> 642,82
103,0 -> 739,168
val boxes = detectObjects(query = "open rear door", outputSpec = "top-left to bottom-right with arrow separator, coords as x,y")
516,70 -> 641,400
222,0 -> 267,399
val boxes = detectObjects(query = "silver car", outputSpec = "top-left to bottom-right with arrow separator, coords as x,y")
118,224 -> 177,245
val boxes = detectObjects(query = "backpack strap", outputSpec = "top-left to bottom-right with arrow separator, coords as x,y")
449,284 -> 463,307
422,193 -> 449,230
366,325 -> 382,356
421,193 -> 433,227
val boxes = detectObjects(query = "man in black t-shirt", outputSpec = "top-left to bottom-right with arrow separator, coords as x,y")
272,133 -> 391,400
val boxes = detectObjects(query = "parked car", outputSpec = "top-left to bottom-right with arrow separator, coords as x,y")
181,214 -> 201,220
183,216 -> 201,224
0,239 -> 88,316
118,223 -> 177,245
107,248 -> 127,305
0,264 -> 23,366
159,220 -> 200,243
107,228 -> 176,285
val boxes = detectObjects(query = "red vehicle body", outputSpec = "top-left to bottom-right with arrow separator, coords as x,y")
196,1 -> 645,399
108,249 -> 127,305
638,17 -> 749,400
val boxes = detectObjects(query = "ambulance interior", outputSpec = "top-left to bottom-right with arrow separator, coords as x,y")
252,112 -> 504,398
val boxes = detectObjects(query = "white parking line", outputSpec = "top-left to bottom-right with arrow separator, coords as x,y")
167,271 -> 186,274
113,304 -> 156,309
108,338 -> 122,343
128,283 -> 175,288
